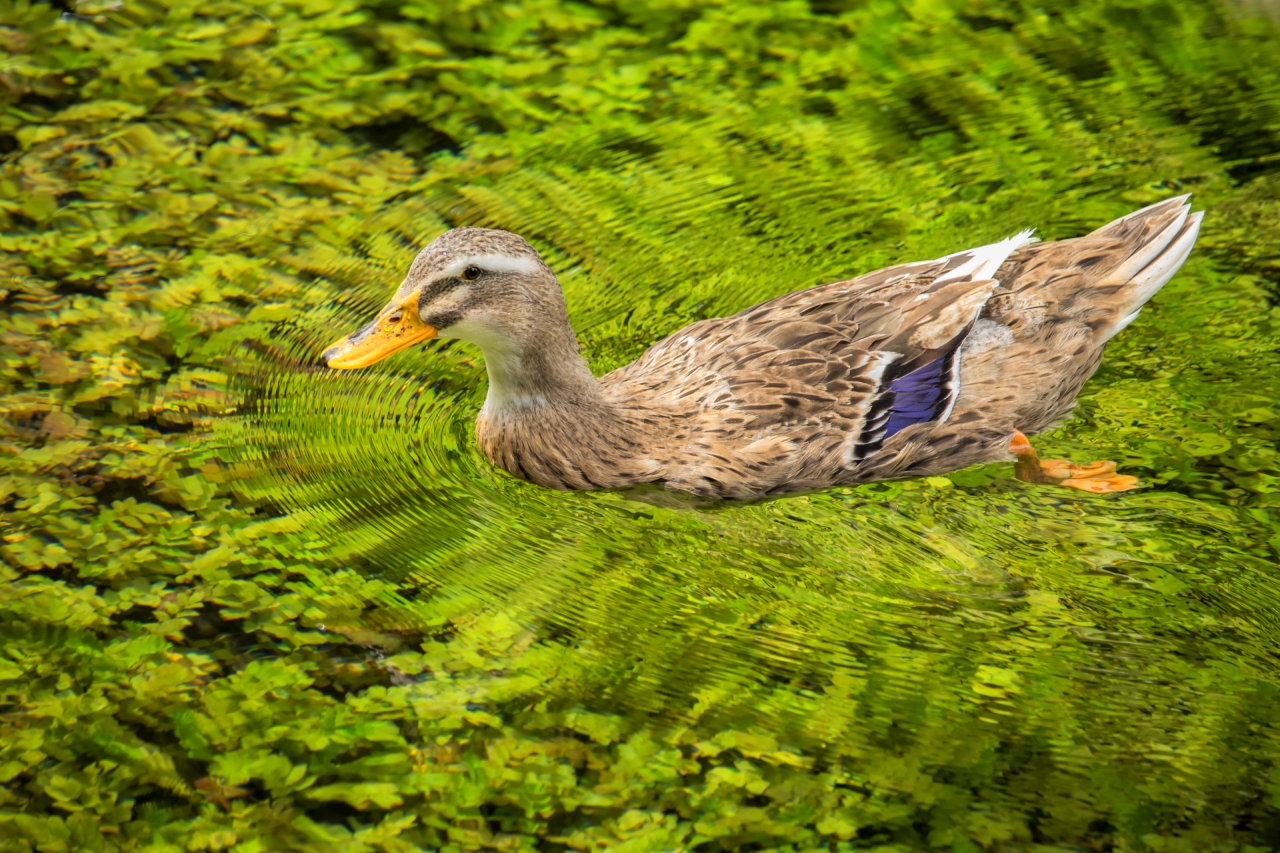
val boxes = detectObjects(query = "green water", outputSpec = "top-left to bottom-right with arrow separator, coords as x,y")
3,0 -> 1280,849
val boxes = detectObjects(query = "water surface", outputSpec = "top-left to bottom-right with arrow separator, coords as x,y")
6,0 -> 1280,849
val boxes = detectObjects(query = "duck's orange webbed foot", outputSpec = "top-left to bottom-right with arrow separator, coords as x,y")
1008,430 -> 1139,493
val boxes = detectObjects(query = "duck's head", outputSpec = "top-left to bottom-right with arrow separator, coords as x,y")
322,227 -> 567,370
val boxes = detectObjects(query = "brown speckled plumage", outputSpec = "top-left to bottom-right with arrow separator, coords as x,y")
331,196 -> 1202,497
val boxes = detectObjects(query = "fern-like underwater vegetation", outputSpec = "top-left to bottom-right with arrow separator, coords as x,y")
2,0 -> 1280,850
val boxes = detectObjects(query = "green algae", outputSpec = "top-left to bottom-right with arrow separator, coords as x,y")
3,0 -> 1280,850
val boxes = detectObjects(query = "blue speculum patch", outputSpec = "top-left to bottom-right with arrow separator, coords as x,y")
885,350 -> 956,438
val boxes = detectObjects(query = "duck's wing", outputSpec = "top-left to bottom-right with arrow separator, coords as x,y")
602,233 -> 1036,494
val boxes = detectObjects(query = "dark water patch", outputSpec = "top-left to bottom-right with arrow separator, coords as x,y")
351,117 -> 459,158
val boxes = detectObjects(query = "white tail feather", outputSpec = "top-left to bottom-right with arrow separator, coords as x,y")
1101,210 -> 1203,340
1123,210 -> 1202,307
1105,204 -> 1190,283
1107,308 -> 1143,339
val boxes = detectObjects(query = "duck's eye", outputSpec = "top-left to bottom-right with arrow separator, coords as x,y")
462,266 -> 481,281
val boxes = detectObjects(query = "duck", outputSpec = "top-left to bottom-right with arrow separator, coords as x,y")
323,195 -> 1202,499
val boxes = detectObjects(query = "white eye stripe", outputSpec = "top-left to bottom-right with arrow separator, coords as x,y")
438,254 -> 540,282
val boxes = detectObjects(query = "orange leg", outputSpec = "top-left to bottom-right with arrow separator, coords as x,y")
1008,430 -> 1139,493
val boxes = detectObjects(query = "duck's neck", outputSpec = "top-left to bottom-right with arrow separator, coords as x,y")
461,316 -> 660,491
458,319 -> 606,420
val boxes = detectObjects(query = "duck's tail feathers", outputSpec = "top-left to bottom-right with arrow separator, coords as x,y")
1088,195 -> 1203,341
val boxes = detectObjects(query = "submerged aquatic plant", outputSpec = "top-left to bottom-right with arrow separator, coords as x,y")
2,0 -> 1280,850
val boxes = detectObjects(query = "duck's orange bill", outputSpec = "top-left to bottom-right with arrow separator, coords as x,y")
323,303 -> 437,370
